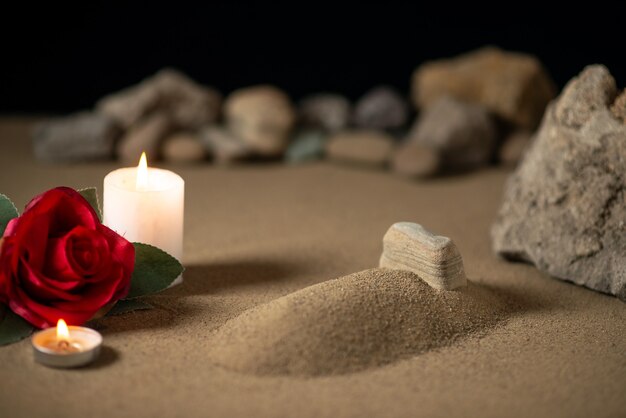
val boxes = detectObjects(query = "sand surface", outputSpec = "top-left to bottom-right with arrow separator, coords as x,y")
0,117 -> 624,418
209,269 -> 512,377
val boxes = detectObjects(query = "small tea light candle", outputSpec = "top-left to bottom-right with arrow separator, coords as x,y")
103,152 -> 185,285
32,319 -> 102,368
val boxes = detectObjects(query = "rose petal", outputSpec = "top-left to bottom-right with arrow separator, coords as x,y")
53,264 -> 124,312
99,224 -> 135,273
43,236 -> 81,281
66,226 -> 110,277
48,189 -> 98,237
3,217 -> 20,237
0,235 -> 21,305
0,187 -> 135,328
8,294 -> 50,329
9,288 -> 94,328
8,211 -> 50,271
19,261 -> 82,301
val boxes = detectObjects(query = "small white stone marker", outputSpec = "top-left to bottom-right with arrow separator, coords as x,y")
379,222 -> 467,290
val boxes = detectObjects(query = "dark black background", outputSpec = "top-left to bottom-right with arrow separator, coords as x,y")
1,4 -> 624,113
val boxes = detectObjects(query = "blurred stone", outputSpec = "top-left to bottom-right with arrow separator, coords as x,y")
200,126 -> 251,164
162,132 -> 206,164
409,96 -> 497,171
353,86 -> 409,130
299,93 -> 351,132
326,130 -> 394,167
285,130 -> 327,163
392,143 -> 440,178
97,68 -> 221,130
117,112 -> 171,163
498,131 -> 532,166
33,112 -> 120,162
224,85 -> 295,156
492,65 -> 626,301
412,47 -> 556,129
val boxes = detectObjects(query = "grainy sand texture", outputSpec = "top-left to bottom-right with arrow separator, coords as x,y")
0,118 -> 624,418
210,269 -> 512,376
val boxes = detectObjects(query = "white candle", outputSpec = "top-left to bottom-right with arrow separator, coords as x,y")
103,153 -> 184,285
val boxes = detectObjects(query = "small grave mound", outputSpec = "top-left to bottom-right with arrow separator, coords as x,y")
209,268 -> 511,376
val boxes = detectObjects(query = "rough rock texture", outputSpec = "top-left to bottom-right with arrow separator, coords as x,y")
391,143 -> 440,178
353,86 -> 409,130
199,126 -> 251,164
380,222 -> 467,290
412,47 -> 556,129
492,65 -> 626,301
284,130 -> 327,163
224,85 -> 295,156
408,96 -> 497,171
299,94 -> 351,132
610,90 -> 626,122
97,68 -> 221,129
326,130 -> 394,167
32,112 -> 120,162
162,132 -> 206,163
116,112 -> 171,163
499,130 -> 532,166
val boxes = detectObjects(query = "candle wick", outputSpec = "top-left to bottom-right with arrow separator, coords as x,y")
56,338 -> 81,353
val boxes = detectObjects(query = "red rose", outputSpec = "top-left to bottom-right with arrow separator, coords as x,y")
0,187 -> 134,328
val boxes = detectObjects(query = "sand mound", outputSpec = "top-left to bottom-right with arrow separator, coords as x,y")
209,268 -> 512,376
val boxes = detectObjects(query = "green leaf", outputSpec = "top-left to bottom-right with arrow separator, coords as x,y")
106,299 -> 153,316
0,194 -> 19,236
78,187 -> 102,222
0,304 -> 35,346
126,243 -> 184,299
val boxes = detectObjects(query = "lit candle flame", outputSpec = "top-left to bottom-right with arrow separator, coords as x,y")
136,152 -> 149,190
56,319 -> 70,341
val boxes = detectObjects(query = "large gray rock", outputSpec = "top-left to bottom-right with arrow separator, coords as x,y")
611,90 -> 626,122
33,112 -> 120,162
492,65 -> 626,301
408,96 -> 497,171
353,86 -> 409,130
